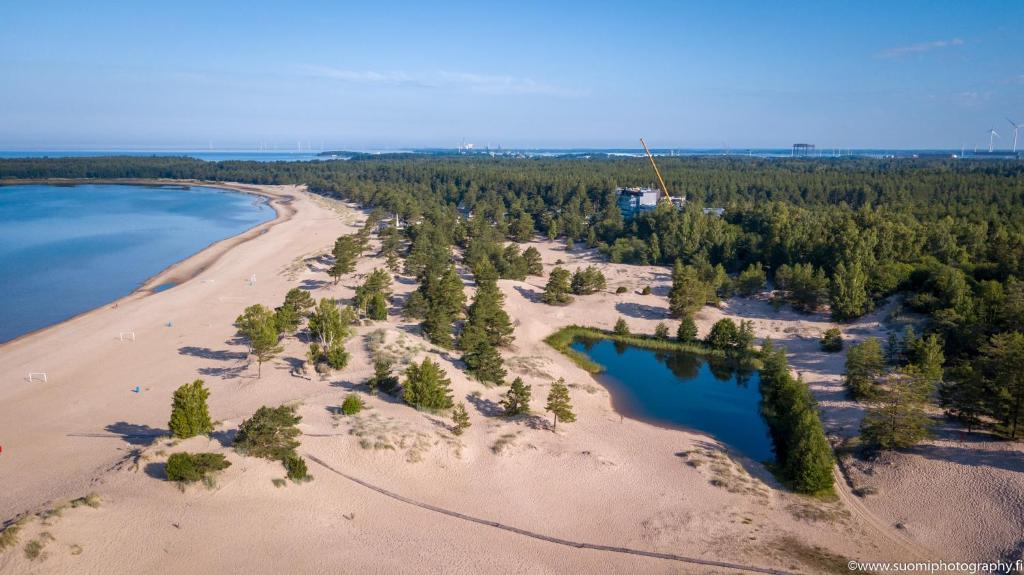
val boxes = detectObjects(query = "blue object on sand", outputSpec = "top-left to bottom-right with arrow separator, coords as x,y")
132,386 -> 140,393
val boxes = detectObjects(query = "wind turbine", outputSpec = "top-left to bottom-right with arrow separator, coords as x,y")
1008,118 -> 1020,153
988,128 -> 1000,153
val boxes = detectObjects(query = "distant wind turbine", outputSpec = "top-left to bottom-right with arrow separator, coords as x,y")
988,128 -> 1000,153
1008,118 -> 1020,153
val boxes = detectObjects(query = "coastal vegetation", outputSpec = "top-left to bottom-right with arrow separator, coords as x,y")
545,378 -> 576,430
6,154 -> 1024,445
168,379 -> 213,439
235,405 -> 309,481
759,339 -> 834,495
165,452 -> 231,484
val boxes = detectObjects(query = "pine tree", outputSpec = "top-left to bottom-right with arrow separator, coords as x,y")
368,291 -> 389,321
830,260 -> 871,321
501,377 -> 532,416
463,265 -> 514,348
541,266 -> 573,305
669,260 -> 708,318
845,337 -> 885,400
403,357 -> 454,410
940,363 -> 988,433
613,317 -> 630,335
235,304 -> 275,353
706,318 -> 739,350
654,322 -> 670,340
981,332 -> 1024,439
885,331 -> 901,365
250,321 -> 283,378
169,379 -> 213,439
423,304 -> 454,348
451,402 -> 471,435
330,235 -> 361,284
461,325 -> 507,385
523,246 -> 543,275
676,316 -> 698,343
861,365 -> 934,450
784,408 -> 836,494
367,358 -> 399,395
545,378 -> 576,430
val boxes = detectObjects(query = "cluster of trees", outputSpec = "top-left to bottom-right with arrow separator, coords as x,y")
846,329 -> 945,449
166,379 -> 308,482
759,340 -> 834,494
329,233 -> 365,284
459,261 -> 515,385
11,154 -> 1024,444
542,267 -> 574,305
704,318 -> 756,355
570,266 -> 607,295
354,268 -> 392,320
307,298 -> 356,371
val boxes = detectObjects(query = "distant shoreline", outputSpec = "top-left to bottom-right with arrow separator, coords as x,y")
0,179 -> 295,347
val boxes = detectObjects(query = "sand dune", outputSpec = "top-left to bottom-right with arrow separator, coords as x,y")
1,182 -> 1019,574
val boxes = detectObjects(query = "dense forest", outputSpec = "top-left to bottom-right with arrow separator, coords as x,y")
3,154 -> 1023,442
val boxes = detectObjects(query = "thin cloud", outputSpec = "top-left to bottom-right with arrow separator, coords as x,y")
875,38 -> 964,59
300,65 -> 583,97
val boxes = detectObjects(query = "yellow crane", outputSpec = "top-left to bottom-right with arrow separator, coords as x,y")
639,138 -> 672,203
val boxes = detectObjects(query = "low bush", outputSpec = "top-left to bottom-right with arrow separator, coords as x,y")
341,394 -> 364,415
165,452 -> 231,483
820,328 -> 844,352
283,452 -> 309,481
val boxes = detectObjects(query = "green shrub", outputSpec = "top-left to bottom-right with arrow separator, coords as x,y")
613,317 -> 630,335
168,379 -> 213,439
403,358 -> 454,410
615,286 -> 628,294
165,452 -> 231,483
235,405 -> 302,461
283,452 -> 309,481
677,316 -> 698,343
820,328 -> 843,352
654,322 -> 670,340
341,394 -> 364,415
641,285 -> 652,295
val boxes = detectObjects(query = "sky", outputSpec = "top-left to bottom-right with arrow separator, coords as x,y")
1,1 -> 1022,150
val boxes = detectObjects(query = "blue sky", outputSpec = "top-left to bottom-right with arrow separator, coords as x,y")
1,1 -> 1022,150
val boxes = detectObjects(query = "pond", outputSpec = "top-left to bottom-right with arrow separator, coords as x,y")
569,338 -> 774,462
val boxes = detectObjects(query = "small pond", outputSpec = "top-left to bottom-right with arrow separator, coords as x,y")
569,338 -> 774,462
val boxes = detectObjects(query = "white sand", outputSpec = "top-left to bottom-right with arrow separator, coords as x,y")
1,183 -> 1019,574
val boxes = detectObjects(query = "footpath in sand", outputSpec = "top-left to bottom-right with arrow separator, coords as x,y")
1,182 -> 1012,574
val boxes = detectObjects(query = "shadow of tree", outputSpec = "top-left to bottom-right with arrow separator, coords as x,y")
466,393 -> 504,417
614,301 -> 667,320
199,365 -> 250,380
144,461 -> 167,480
513,285 -> 543,303
103,421 -> 167,446
178,346 -> 247,361
211,428 -> 237,447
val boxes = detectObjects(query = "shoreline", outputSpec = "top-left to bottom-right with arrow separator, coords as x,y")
0,179 -> 296,348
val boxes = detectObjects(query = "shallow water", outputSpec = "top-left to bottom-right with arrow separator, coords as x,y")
569,338 -> 774,461
0,184 -> 274,342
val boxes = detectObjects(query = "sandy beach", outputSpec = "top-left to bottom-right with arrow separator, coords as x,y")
1,182 -> 1020,574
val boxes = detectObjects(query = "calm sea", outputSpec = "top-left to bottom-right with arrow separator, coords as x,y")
0,184 -> 274,343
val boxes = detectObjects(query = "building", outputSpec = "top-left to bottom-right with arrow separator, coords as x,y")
616,187 -> 661,218
792,143 -> 815,157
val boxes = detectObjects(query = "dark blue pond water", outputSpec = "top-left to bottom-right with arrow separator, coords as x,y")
0,184 -> 274,342
569,338 -> 774,462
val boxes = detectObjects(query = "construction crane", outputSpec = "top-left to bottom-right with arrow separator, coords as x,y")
640,138 -> 672,203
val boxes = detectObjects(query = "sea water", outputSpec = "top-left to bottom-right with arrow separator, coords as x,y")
0,184 -> 274,342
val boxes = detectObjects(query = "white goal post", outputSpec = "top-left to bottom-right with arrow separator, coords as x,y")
27,372 -> 48,383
